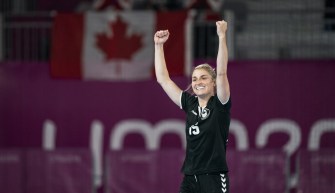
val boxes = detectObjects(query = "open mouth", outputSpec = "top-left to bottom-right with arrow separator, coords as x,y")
195,86 -> 205,90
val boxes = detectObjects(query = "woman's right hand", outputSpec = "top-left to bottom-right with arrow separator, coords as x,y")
154,30 -> 169,45
216,20 -> 227,39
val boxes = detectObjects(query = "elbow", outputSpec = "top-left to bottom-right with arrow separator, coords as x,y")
156,76 -> 170,86
156,76 -> 166,85
155,71 -> 170,85
156,78 -> 163,85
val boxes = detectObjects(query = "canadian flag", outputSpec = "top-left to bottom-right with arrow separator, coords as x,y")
51,11 -> 193,81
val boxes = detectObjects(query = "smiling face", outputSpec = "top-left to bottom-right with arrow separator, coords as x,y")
192,68 -> 216,98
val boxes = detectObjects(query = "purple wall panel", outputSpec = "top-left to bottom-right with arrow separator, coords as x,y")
105,150 -> 184,193
297,150 -> 335,193
1,60 -> 335,192
46,150 -> 93,193
1,61 -> 334,150
156,150 -> 185,193
25,150 -> 47,193
105,150 -> 287,193
25,149 -> 93,193
106,151 -> 158,193
0,150 -> 24,193
228,150 -> 287,193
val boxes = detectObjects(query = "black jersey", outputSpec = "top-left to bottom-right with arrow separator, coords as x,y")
180,91 -> 231,175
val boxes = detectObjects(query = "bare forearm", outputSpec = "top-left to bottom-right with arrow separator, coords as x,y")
154,43 -> 182,106
216,36 -> 228,76
155,44 -> 170,84
216,29 -> 230,103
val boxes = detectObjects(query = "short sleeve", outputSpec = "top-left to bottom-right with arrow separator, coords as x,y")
181,91 -> 197,112
179,91 -> 183,109
215,95 -> 232,112
181,91 -> 188,111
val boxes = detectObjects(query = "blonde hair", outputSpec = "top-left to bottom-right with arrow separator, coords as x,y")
194,63 -> 216,80
185,63 -> 216,94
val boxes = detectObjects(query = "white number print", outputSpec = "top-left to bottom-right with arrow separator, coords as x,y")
189,125 -> 200,135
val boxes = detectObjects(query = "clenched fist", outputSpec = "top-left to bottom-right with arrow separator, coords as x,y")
216,20 -> 227,39
154,30 -> 169,45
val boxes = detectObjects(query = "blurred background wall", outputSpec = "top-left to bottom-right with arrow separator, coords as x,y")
0,0 -> 335,193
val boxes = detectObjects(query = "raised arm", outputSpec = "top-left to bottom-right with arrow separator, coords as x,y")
215,20 -> 230,104
154,30 -> 182,106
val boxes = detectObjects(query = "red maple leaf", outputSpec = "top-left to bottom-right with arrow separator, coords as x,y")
95,16 -> 143,61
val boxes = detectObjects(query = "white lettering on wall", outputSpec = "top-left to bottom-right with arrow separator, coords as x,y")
255,119 -> 301,156
110,119 -> 186,150
308,119 -> 335,150
42,119 -> 56,151
40,118 -> 335,189
90,120 -> 104,187
43,118 -> 335,153
230,120 -> 249,150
